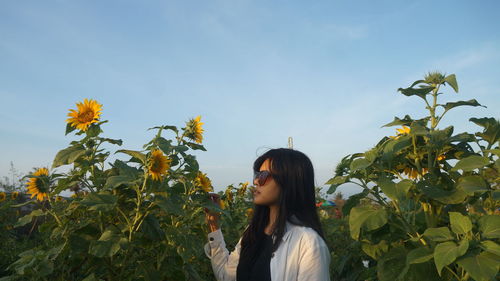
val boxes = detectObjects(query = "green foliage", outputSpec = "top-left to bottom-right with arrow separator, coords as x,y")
327,72 -> 500,280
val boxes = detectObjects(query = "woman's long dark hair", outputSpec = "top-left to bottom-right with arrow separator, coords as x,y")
236,148 -> 326,277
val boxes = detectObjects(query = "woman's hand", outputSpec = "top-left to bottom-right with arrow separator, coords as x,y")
204,193 -> 221,232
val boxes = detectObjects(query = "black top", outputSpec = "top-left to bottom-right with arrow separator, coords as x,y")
237,234 -> 273,281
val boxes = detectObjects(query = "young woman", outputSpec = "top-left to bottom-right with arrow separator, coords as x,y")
204,148 -> 331,281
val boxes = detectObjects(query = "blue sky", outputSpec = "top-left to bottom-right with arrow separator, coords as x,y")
1,0 -> 499,197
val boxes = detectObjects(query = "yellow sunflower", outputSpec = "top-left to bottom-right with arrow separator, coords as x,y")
195,171 -> 213,192
225,187 -> 233,202
0,192 -> 6,202
402,167 -> 428,180
185,115 -> 204,144
26,168 -> 50,201
219,199 -> 226,210
246,208 -> 254,218
66,98 -> 103,132
11,191 -> 19,200
390,126 -> 411,139
148,149 -> 171,181
55,196 -> 63,202
238,182 -> 249,196
437,154 -> 446,161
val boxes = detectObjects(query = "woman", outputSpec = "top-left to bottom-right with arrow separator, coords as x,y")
204,148 -> 331,281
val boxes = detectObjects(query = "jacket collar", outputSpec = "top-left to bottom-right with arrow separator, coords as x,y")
273,215 -> 300,243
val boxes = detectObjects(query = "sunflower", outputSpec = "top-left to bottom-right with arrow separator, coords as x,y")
219,199 -> 226,210
11,191 -> 19,200
225,187 -> 233,202
437,154 -> 446,161
390,126 -> 411,139
55,196 -> 63,202
26,168 -> 50,201
246,208 -> 254,218
0,192 -> 6,202
195,171 -> 213,192
66,98 -> 103,132
237,182 -> 249,196
148,149 -> 171,181
402,166 -> 428,180
185,115 -> 204,144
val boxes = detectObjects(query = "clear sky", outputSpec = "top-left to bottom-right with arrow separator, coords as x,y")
1,0 -> 499,198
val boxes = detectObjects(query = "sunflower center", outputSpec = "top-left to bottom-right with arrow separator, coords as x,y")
78,110 -> 95,123
35,178 -> 49,193
150,160 -> 163,173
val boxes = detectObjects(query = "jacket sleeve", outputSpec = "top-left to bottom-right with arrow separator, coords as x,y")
204,229 -> 242,281
296,231 -> 331,281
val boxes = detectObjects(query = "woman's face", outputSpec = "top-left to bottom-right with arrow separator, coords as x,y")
253,159 -> 281,206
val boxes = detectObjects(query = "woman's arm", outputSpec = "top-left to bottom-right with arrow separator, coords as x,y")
204,229 -> 242,281
296,231 -> 331,281
203,193 -> 240,281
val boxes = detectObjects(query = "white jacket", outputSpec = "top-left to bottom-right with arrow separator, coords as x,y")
204,220 -> 331,281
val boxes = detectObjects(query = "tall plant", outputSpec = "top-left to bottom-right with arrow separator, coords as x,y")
4,99 -> 225,280
327,72 -> 499,281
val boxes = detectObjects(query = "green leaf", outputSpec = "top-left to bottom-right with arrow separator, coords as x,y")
434,241 -> 465,275
89,226 -> 127,257
478,215 -> 500,238
456,252 -> 499,281
382,115 -> 414,128
79,193 -> 117,212
423,227 -> 453,242
448,132 -> 476,143
485,148 -> 500,156
456,175 -> 489,195
156,137 -> 173,154
350,158 -> 371,171
349,206 -> 388,240
325,176 -> 348,194
398,85 -> 435,100
361,240 -> 389,259
81,273 -> 99,281
444,74 -> 459,93
116,149 -> 146,164
325,175 -> 348,185
382,136 -> 411,160
148,125 -> 178,133
470,117 -> 500,146
378,178 -> 411,202
342,190 -> 368,215
440,99 -> 483,112
451,155 -> 490,172
15,209 -> 45,227
86,124 -> 102,137
141,214 -> 165,241
65,123 -> 76,135
99,137 -> 123,146
480,241 -> 500,256
155,194 -> 185,216
185,142 -> 207,151
493,190 -> 500,200
407,247 -> 434,264
377,247 -> 408,281
105,175 -> 135,188
52,144 -> 86,168
449,212 -> 472,234
421,185 -> 467,204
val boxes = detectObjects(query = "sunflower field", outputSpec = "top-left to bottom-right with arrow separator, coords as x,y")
0,72 -> 498,281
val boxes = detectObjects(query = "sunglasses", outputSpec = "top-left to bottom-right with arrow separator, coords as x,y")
253,170 -> 273,186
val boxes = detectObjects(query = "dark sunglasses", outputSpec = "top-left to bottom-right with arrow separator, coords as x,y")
253,170 -> 273,186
